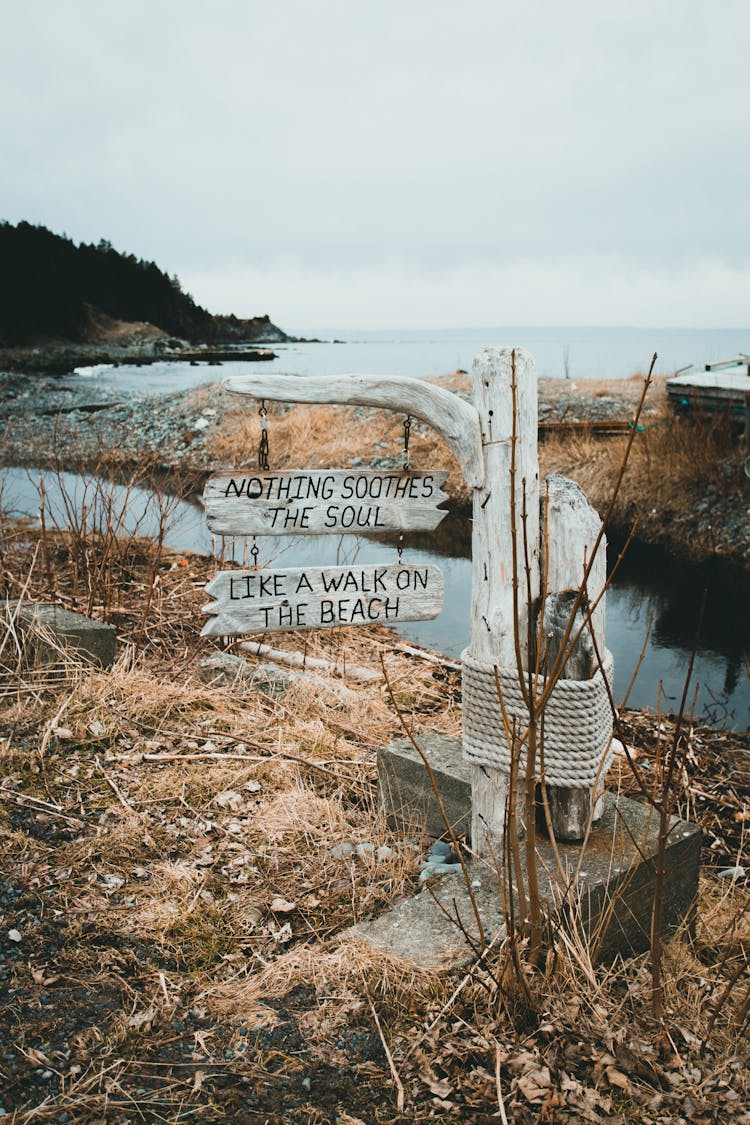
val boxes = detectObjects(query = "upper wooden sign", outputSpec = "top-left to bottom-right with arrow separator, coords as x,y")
202,470 -> 448,536
201,562 -> 444,636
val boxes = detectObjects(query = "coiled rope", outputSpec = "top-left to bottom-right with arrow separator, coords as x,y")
461,648 -> 615,787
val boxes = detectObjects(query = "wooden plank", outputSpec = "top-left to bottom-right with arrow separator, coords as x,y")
201,563 -> 444,636
667,370 -> 750,414
202,470 -> 448,536
222,372 -> 485,488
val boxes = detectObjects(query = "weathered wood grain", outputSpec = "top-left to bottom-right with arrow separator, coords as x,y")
467,347 -> 539,859
222,372 -> 484,488
540,474 -> 608,841
202,470 -> 449,536
201,563 -> 444,636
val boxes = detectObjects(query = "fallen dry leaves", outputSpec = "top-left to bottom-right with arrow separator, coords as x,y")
0,517 -> 747,1121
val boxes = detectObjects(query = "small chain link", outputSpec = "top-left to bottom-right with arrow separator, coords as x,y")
397,534 -> 404,565
258,401 -> 270,471
402,414 -> 412,471
250,536 -> 260,570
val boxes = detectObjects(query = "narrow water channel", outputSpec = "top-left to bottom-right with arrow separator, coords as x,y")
2,467 -> 748,730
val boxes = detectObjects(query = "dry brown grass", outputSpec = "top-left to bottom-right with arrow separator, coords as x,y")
538,389 -> 746,561
0,494 -> 748,1120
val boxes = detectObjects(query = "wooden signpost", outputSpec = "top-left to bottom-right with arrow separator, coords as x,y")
201,563 -> 444,635
203,469 -> 448,535
201,350 -> 612,855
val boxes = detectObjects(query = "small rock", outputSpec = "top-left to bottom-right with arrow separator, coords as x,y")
7,930 -> 21,943
375,845 -> 393,862
329,842 -> 355,859
717,866 -> 746,880
427,840 -> 453,860
419,862 -> 461,882
355,842 -> 375,858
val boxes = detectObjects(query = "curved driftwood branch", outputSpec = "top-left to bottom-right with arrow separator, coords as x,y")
223,373 -> 484,488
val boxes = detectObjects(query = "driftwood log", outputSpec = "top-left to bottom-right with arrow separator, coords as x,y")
538,475 -> 608,841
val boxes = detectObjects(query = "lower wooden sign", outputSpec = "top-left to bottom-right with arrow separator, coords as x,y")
201,563 -> 444,636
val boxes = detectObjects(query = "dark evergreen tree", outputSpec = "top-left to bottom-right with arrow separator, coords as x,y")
0,221 -> 217,344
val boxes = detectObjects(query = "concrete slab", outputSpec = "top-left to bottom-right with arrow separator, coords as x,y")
352,865 -> 505,969
9,603 -> 116,668
353,793 -> 700,969
377,734 -> 471,839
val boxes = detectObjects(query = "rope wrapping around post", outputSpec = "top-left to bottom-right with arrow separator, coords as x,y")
461,648 -> 615,786
539,473 -> 612,838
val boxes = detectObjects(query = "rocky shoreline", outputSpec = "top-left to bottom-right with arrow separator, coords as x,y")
1,366 -> 748,572
0,341 -> 277,377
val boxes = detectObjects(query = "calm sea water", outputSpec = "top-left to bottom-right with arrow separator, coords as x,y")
74,325 -> 750,394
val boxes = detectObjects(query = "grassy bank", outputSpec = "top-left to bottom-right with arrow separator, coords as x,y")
0,494 -> 748,1121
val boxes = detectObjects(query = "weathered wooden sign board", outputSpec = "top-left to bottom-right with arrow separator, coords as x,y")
202,470 -> 448,535
201,562 -> 444,635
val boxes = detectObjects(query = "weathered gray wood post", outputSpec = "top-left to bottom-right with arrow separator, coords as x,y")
464,347 -> 539,858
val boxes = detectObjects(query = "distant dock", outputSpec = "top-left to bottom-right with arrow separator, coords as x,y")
666,357 -> 750,413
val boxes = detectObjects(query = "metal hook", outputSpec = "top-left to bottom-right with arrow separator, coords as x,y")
258,401 -> 270,470
402,414 -> 412,471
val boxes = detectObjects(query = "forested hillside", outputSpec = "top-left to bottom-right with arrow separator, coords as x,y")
0,222 -> 286,344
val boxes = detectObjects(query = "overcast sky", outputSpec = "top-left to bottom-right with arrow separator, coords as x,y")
2,1 -> 748,333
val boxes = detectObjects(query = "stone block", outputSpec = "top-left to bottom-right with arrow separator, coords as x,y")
9,603 -> 115,668
363,733 -> 701,968
377,734 -> 471,839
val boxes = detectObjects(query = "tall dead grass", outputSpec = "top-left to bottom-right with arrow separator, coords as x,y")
540,407 -> 745,558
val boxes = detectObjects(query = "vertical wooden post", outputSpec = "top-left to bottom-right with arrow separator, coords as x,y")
468,347 -> 539,860
744,391 -> 750,498
540,474 -> 608,840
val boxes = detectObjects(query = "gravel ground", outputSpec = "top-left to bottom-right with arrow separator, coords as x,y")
0,371 -> 223,476
0,370 -> 662,475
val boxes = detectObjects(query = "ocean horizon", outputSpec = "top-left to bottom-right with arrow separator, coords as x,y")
280,324 -> 750,382
75,323 -> 750,396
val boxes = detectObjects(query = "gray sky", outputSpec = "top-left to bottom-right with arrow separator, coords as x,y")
2,0 -> 748,332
